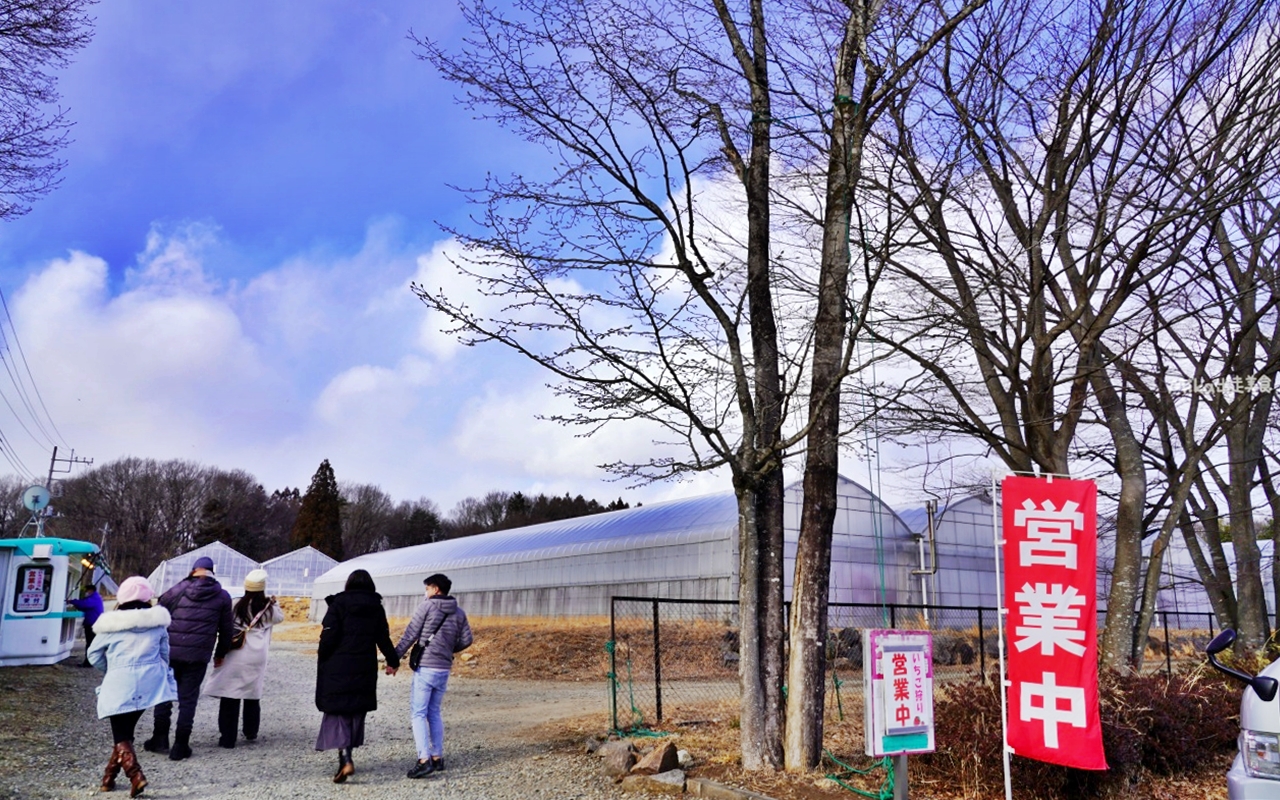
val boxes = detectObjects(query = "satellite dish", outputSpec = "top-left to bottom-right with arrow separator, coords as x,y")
22,485 -> 51,512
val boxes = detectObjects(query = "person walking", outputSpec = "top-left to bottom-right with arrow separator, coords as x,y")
69,582 -> 105,667
204,569 -> 284,748
314,569 -> 400,783
88,576 -> 178,798
143,555 -> 233,761
394,573 -> 472,779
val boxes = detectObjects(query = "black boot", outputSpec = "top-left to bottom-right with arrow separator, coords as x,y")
141,734 -> 168,755
217,699 -> 238,748
333,749 -> 354,783
168,732 -> 192,761
242,699 -> 260,741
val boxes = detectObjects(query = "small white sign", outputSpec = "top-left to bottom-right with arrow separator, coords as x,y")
864,629 -> 935,757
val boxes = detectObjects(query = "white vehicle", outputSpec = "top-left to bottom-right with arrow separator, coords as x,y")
1206,629 -> 1280,798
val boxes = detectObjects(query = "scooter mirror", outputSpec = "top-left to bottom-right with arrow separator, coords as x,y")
1207,628 -> 1237,655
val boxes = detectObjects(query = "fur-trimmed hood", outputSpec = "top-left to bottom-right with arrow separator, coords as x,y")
92,605 -> 171,634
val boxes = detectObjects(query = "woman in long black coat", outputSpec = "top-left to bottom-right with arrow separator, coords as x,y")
314,569 -> 400,783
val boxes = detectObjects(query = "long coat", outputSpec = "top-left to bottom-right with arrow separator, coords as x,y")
315,589 -> 400,716
204,600 -> 285,700
88,606 -> 179,719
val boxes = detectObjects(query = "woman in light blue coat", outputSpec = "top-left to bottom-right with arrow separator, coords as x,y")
88,576 -> 178,798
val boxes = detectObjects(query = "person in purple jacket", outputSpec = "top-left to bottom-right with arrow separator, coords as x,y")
68,582 -> 105,667
392,573 -> 473,779
142,555 -> 233,761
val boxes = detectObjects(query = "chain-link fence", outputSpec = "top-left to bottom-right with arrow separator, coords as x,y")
608,597 -> 1221,729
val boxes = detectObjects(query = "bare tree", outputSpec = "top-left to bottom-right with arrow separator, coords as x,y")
0,0 -> 96,219
412,0 -> 798,766
56,457 -> 211,578
385,498 -> 442,550
866,0 -> 1274,667
340,482 -> 395,556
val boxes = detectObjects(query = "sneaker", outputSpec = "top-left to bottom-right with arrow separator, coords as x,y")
430,758 -> 444,773
406,760 -> 434,779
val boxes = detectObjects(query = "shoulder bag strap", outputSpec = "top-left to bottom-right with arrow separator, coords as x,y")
417,609 -> 453,646
241,602 -> 272,631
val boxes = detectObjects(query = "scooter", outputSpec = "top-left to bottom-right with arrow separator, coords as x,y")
1206,629 -> 1280,798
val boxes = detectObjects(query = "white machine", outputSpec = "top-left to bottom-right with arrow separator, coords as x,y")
1206,629 -> 1280,798
0,536 -> 100,667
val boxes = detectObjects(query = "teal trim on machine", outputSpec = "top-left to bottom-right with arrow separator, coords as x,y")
0,538 -> 99,557
3,611 -> 84,621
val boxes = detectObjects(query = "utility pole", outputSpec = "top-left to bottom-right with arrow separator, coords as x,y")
45,445 -> 93,493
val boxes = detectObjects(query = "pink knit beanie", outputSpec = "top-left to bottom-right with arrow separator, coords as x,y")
116,576 -> 155,605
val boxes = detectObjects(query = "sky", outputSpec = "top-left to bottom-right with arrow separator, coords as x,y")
0,0 -> 752,514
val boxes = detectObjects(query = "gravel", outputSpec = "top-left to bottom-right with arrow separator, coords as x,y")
1,635 -> 631,800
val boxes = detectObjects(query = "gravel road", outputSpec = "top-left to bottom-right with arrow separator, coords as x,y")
0,635 -> 630,800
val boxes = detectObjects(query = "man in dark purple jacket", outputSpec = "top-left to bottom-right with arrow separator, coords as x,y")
142,556 -> 233,761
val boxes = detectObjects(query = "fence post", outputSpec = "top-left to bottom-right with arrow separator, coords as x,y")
610,599 -> 618,731
1163,611 -> 1172,677
978,607 -> 986,683
653,599 -> 663,724
890,604 -> 897,629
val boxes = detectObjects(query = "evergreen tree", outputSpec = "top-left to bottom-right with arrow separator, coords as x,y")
195,497 -> 229,548
290,460 -> 344,560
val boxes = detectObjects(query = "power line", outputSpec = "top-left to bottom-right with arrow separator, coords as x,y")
0,288 -> 65,449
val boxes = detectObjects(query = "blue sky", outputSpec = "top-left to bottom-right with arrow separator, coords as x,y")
0,0 -> 735,511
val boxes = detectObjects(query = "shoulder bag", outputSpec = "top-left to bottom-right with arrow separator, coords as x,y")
409,610 -> 452,671
227,602 -> 272,651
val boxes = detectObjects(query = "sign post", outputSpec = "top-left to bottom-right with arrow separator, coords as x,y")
863,629 -> 935,798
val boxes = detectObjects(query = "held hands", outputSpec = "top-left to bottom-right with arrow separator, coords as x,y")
385,665 -> 398,676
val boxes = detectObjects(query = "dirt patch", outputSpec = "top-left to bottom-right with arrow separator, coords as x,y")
276,595 -> 312,622
256,613 -> 1231,800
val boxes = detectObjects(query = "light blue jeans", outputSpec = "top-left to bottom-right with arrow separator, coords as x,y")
410,667 -> 450,760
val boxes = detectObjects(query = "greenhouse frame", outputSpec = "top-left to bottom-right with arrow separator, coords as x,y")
261,546 -> 338,598
148,541 -> 258,597
147,543 -> 337,600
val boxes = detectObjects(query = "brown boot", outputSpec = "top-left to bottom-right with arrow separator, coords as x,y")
117,741 -> 147,798
100,742 -> 124,791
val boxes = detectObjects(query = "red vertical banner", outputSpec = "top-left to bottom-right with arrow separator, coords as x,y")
1002,476 -> 1107,770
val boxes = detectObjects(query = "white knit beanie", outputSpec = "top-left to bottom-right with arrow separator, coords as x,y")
243,569 -> 268,593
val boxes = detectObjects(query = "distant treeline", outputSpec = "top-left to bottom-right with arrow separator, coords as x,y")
0,458 -> 629,581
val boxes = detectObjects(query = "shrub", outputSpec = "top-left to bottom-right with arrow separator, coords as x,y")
917,665 -> 1241,799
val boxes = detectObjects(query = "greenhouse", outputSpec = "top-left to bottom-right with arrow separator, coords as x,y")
897,492 -> 999,610
1142,536 -> 1275,627
147,541 -> 257,598
311,475 -> 954,619
261,546 -> 338,598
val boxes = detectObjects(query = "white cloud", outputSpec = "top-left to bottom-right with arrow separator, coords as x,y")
3,224 -> 700,511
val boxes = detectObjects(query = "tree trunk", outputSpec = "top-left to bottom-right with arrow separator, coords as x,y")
735,485 -> 771,770
784,7 -> 862,770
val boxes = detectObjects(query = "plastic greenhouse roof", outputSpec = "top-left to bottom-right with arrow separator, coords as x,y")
317,490 -> 741,584
897,493 -> 994,534
146,541 -> 257,596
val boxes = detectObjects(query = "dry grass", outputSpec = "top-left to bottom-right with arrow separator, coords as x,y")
262,608 -> 1230,799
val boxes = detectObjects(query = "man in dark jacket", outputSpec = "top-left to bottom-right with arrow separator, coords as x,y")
143,556 -> 233,761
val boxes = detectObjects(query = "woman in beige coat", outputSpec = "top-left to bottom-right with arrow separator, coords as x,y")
204,569 -> 284,748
